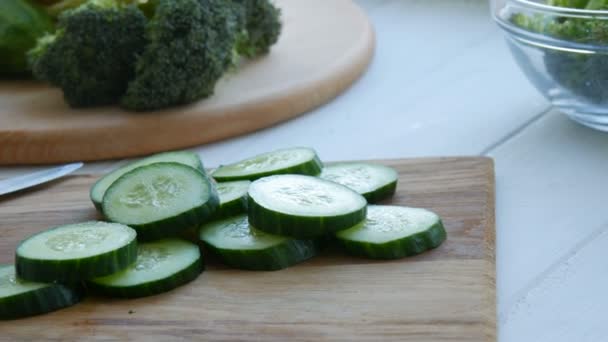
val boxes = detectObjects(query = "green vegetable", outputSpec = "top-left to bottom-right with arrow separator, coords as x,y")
28,0 -> 282,111
29,0 -> 147,107
0,265 -> 83,320
212,181 -> 251,219
336,205 -> 447,259
319,163 -> 398,203
212,147 -> 323,182
90,151 -> 205,210
15,221 -> 137,282
583,0 -> 608,9
0,0 -> 54,76
232,0 -> 282,58
102,162 -> 219,241
512,1 -> 608,104
199,214 -> 317,271
248,174 -> 367,239
120,0 -> 239,111
548,0 -> 589,8
88,239 -> 203,298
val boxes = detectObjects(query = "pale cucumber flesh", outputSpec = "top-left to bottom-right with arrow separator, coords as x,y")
0,265 -> 46,298
217,181 -> 250,205
248,175 -> 366,217
199,215 -> 317,270
15,221 -> 138,282
90,151 -> 203,209
320,163 -> 398,203
102,163 -> 216,226
336,205 -> 447,259
200,215 -> 290,251
17,221 -> 136,261
91,239 -> 200,287
212,147 -> 322,181
0,265 -> 83,320
247,175 -> 367,238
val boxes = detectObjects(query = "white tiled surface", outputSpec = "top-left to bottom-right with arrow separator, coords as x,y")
2,1 -> 607,341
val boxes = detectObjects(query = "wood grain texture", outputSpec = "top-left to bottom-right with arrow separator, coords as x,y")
0,157 -> 496,341
0,0 -> 374,165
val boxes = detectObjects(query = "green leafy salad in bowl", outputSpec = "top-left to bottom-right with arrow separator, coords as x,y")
493,0 -> 608,131
0,0 -> 282,111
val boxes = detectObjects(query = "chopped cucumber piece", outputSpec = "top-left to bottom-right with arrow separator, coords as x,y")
90,151 -> 204,210
0,265 -> 83,320
248,175 -> 367,238
320,162 -> 398,203
16,222 -> 137,282
336,205 -> 447,259
213,181 -> 250,218
88,239 -> 203,298
200,215 -> 316,271
211,147 -> 323,182
102,162 -> 219,241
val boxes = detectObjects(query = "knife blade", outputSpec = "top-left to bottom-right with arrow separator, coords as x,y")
0,162 -> 84,197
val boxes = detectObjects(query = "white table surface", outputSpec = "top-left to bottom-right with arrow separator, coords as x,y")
2,1 -> 608,341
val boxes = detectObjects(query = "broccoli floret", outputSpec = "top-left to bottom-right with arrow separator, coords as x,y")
29,0 -> 282,111
120,0 -> 239,111
548,0 -> 608,9
511,2 -> 608,104
548,0 -> 589,8
583,0 -> 608,9
233,0 -> 282,58
29,0 -> 147,107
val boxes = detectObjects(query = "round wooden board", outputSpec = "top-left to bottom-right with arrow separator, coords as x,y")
0,0 -> 374,165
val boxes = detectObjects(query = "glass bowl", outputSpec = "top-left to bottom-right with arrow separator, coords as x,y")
492,0 -> 608,131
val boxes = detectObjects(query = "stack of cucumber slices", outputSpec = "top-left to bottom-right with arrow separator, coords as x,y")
1,147 -> 447,320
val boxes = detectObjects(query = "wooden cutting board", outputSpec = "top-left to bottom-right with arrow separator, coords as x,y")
0,0 -> 374,165
0,157 -> 496,341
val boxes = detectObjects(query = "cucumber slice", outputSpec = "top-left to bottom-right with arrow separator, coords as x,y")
320,163 -> 398,203
102,162 -> 219,241
199,215 -> 316,271
211,147 -> 323,182
213,181 -> 251,218
336,205 -> 447,259
90,151 -> 204,210
0,265 -> 83,320
16,222 -> 137,282
88,239 -> 203,298
248,175 -> 367,238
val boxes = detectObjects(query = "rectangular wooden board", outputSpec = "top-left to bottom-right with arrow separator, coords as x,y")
0,157 -> 496,341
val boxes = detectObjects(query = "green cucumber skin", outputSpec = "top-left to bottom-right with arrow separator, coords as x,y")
87,258 -> 204,298
0,283 -> 83,320
102,163 -> 220,241
312,235 -> 338,252
363,180 -> 398,204
16,239 -> 138,283
129,191 -> 220,241
337,221 -> 447,260
93,199 -> 103,212
203,240 -> 317,271
212,155 -> 324,182
211,195 -> 248,220
247,195 -> 367,239
90,151 -> 205,210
